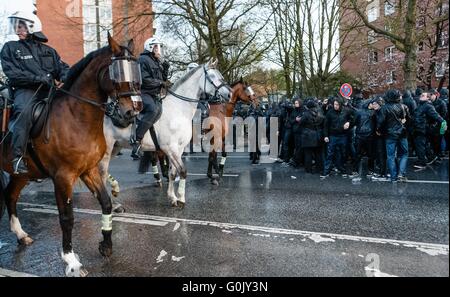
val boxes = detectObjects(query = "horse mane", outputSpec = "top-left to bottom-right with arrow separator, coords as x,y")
171,65 -> 202,90
230,79 -> 245,88
62,46 -> 112,91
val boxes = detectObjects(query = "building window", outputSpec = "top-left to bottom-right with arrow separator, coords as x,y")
384,1 -> 395,15
82,0 -> 113,56
384,46 -> 395,60
368,30 -> 377,44
386,70 -> 396,84
437,31 -> 449,48
435,62 -> 448,77
369,51 -> 378,64
367,2 -> 379,22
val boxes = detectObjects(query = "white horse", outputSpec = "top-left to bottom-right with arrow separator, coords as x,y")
100,59 -> 232,208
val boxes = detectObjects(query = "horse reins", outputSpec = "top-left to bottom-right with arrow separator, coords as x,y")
164,66 -> 230,104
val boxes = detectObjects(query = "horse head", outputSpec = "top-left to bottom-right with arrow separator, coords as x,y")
231,77 -> 259,108
199,58 -> 232,102
100,33 -> 143,122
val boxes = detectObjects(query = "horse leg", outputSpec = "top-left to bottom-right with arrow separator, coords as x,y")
167,163 -> 178,207
160,154 -> 169,180
219,151 -> 227,178
99,150 -> 124,213
54,171 -> 87,277
5,177 -> 33,245
80,167 -> 113,258
176,162 -> 188,208
207,152 -> 214,179
151,152 -> 162,187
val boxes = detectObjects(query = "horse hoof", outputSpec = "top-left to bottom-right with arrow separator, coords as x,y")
113,204 -> 126,213
211,179 -> 219,186
99,241 -> 113,257
171,201 -> 178,207
177,201 -> 185,209
154,181 -> 163,188
112,191 -> 119,197
18,236 -> 34,246
65,264 -> 88,277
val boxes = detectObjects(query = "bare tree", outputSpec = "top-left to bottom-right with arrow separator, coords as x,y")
154,0 -> 274,81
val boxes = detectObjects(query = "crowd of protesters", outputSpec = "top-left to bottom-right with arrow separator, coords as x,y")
250,87 -> 448,182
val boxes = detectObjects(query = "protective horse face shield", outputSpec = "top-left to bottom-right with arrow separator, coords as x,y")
245,86 -> 255,96
109,58 -> 142,84
205,68 -> 232,100
109,57 -> 143,111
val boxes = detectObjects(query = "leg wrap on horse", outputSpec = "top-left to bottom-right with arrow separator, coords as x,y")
101,214 -> 113,231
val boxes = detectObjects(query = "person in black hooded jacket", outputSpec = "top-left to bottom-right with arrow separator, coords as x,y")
299,100 -> 325,173
376,89 -> 410,182
321,97 -> 353,177
402,90 -> 417,155
428,89 -> 448,161
413,91 -> 446,168
439,88 -> 449,154
290,99 -> 304,167
351,99 -> 376,176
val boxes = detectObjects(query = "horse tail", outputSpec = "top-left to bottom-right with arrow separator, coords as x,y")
138,151 -> 152,174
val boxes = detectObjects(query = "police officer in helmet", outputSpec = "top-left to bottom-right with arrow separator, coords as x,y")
131,37 -> 171,159
0,11 -> 69,174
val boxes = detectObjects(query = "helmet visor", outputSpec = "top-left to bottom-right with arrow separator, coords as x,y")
8,18 -> 33,35
109,59 -> 142,84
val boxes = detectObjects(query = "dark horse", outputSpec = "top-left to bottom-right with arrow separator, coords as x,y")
0,34 -> 142,276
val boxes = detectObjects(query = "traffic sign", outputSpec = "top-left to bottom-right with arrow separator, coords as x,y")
340,83 -> 353,98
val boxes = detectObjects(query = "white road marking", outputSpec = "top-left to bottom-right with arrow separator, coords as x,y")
188,173 -> 239,177
0,268 -> 38,277
112,217 -> 168,226
372,179 -> 449,184
19,202 -> 448,256
23,208 -> 168,227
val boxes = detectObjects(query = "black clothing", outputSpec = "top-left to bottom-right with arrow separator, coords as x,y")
1,38 -> 69,89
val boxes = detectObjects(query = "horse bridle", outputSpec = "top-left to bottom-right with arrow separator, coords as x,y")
59,48 -> 142,111
166,65 -> 231,103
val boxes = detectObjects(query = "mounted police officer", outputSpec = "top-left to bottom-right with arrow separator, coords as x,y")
131,37 -> 171,159
0,11 -> 69,174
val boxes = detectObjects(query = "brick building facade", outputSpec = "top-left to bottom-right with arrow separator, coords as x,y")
340,0 -> 449,95
35,0 -> 153,66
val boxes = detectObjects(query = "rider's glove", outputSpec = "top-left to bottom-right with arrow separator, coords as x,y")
161,80 -> 173,89
35,74 -> 53,86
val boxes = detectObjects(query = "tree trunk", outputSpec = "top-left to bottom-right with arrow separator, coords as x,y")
403,45 -> 418,91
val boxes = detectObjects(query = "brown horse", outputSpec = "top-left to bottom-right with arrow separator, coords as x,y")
206,79 -> 258,184
0,34 -> 141,276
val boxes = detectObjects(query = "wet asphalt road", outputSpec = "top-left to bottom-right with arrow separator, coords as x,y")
0,151 -> 448,277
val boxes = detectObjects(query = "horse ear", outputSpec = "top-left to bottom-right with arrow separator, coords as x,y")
127,39 -> 135,54
107,32 -> 121,55
208,58 -> 218,69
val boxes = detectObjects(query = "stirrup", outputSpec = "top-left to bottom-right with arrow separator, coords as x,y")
13,156 -> 28,175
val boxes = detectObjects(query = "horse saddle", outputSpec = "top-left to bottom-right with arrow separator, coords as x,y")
30,99 -> 51,138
